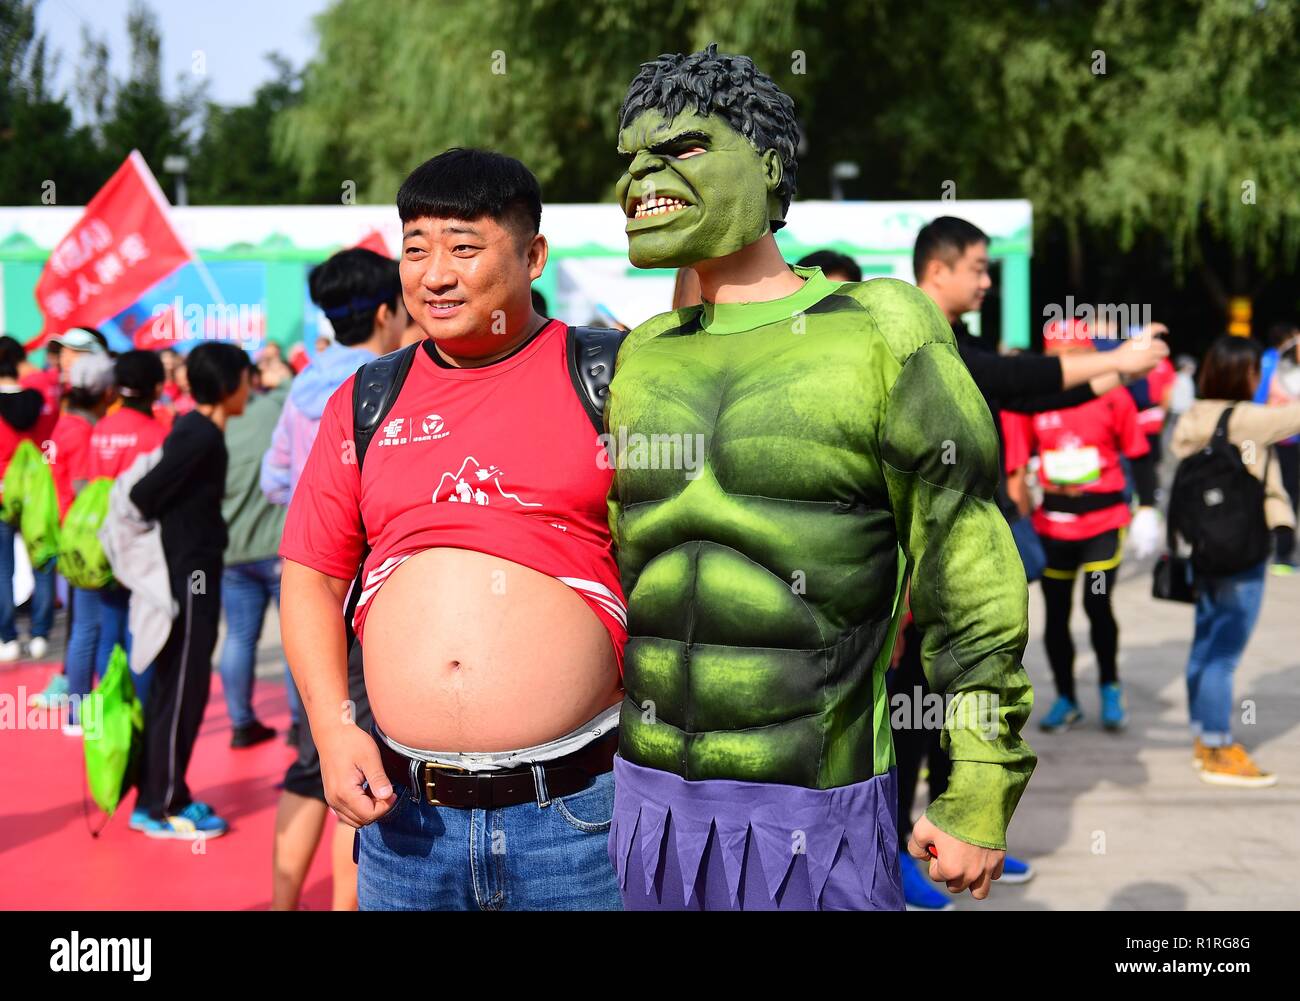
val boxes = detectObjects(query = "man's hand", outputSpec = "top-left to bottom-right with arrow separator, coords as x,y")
1112,324 -> 1169,377
318,723 -> 398,828
908,815 -> 1005,900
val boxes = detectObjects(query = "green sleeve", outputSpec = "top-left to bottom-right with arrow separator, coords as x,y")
874,301 -> 1036,851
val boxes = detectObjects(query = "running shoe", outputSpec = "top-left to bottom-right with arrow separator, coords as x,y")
999,854 -> 1035,884
1039,696 -> 1083,732
1100,683 -> 1127,731
28,672 -> 70,708
1192,737 -> 1208,770
0,639 -> 21,663
230,720 -> 276,749
141,801 -> 229,840
900,853 -> 953,911
128,808 -> 152,831
28,636 -> 49,660
1200,745 -> 1277,788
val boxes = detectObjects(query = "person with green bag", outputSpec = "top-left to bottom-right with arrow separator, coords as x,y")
50,355 -> 119,736
0,335 -> 60,663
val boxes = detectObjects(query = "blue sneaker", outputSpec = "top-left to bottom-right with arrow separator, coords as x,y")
128,808 -> 151,832
999,854 -> 1035,884
141,801 -> 228,840
28,672 -> 70,708
1100,683 -> 1127,731
900,852 -> 954,911
1039,696 -> 1083,733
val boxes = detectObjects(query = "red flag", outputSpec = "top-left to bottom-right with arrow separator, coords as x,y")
352,228 -> 392,257
28,151 -> 191,349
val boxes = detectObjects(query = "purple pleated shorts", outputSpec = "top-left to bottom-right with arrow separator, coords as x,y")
608,755 -> 904,911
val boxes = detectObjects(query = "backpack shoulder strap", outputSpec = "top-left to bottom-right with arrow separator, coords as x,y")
566,325 -> 628,433
351,343 -> 420,473
1212,405 -> 1235,442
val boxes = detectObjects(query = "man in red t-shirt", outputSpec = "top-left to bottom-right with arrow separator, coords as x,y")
280,150 -> 624,911
1002,320 -> 1161,735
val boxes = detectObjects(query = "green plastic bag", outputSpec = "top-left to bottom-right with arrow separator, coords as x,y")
0,435 -> 36,526
81,645 -> 143,817
58,477 -> 115,589
1,439 -> 60,569
19,442 -> 60,569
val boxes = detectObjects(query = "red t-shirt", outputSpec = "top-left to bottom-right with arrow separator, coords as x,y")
0,382 -> 60,502
49,412 -> 94,517
279,321 -> 627,667
85,407 -> 167,480
1002,387 -> 1150,541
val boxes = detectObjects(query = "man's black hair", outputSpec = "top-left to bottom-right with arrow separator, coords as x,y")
187,342 -> 251,405
0,336 -> 25,378
308,248 -> 402,347
619,43 -> 800,229
114,349 -> 166,409
797,250 -> 861,283
913,216 -> 989,282
397,148 -> 542,246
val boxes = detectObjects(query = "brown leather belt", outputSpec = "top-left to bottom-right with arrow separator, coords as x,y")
375,727 -> 618,808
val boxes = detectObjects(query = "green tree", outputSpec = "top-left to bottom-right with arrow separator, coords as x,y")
189,54 -> 343,204
0,0 -> 106,205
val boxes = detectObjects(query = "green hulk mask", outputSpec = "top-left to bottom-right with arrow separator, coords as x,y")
605,45 -> 1036,854
616,107 -> 784,268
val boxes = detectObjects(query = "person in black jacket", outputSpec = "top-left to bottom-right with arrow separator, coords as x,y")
129,342 -> 251,840
888,217 -> 1170,908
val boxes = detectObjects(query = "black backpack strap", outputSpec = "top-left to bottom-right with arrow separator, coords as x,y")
351,343 -> 420,473
1212,405 -> 1235,442
566,325 -> 628,433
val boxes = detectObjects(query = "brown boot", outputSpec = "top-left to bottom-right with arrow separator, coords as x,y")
1192,737 -> 1209,771
1200,744 -> 1277,788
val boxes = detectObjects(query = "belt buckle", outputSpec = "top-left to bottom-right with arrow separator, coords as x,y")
422,761 -> 466,805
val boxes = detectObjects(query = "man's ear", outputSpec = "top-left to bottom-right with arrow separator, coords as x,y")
527,232 -> 549,283
761,148 -> 783,195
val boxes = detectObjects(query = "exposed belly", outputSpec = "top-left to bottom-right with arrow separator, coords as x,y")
362,548 -> 621,751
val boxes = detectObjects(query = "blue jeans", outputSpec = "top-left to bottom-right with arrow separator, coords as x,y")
217,558 -> 300,729
357,769 -> 622,911
64,587 -> 101,725
0,520 -> 56,642
95,585 -> 147,701
1187,561 -> 1267,745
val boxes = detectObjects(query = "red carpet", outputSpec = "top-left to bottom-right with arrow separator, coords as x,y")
1,660 -> 336,910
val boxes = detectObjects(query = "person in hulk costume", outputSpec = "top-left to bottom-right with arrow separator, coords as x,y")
604,44 -> 1037,911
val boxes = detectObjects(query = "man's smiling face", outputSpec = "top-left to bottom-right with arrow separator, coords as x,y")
616,108 -> 782,269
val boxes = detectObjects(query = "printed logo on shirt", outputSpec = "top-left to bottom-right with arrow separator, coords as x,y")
375,413 -> 450,447
377,417 -> 408,447
412,413 -> 450,443
433,456 -> 542,508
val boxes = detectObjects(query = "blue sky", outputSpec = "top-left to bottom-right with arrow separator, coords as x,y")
36,0 -> 331,109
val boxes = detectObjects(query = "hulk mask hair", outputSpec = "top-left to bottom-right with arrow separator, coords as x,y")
616,43 -> 800,269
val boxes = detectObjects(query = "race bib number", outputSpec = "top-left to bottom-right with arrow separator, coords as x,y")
1042,446 -> 1101,485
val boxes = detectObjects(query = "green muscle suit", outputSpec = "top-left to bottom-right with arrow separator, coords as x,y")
607,265 -> 1036,850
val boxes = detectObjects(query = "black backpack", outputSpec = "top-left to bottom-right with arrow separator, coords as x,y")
1166,406 -> 1271,576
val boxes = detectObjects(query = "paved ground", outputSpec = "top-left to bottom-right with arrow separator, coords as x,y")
4,552 -> 1295,910
964,557 -> 1299,911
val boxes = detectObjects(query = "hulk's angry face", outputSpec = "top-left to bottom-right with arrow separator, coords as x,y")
616,108 -> 785,270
